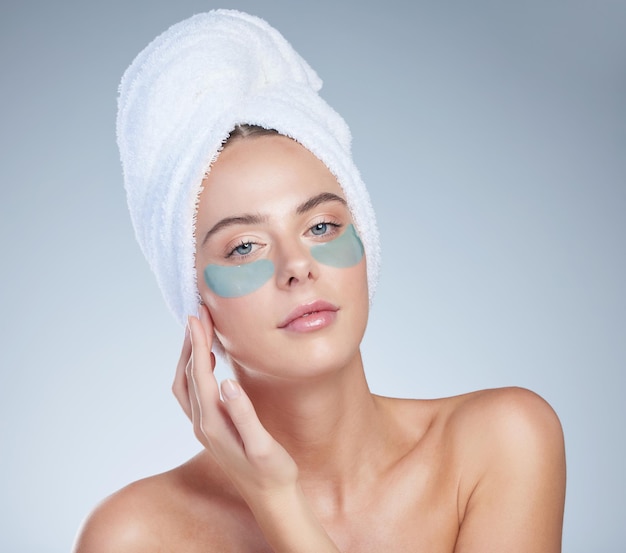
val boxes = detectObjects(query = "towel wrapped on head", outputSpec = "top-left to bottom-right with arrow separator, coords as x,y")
117,9 -> 381,326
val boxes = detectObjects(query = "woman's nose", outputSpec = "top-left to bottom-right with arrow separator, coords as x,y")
274,238 -> 319,290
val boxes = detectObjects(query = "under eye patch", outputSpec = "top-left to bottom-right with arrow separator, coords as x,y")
203,224 -> 364,298
203,258 -> 275,298
310,224 -> 364,268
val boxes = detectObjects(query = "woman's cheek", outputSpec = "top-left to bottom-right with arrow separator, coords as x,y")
208,295 -> 265,355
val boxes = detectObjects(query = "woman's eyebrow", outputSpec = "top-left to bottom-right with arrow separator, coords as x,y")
202,213 -> 267,246
296,192 -> 347,215
201,193 -> 346,246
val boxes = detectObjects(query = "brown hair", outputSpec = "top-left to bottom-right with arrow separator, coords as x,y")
225,124 -> 280,145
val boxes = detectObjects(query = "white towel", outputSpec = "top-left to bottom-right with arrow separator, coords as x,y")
117,9 -> 381,326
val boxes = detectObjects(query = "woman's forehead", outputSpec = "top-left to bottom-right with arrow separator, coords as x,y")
198,135 -> 346,219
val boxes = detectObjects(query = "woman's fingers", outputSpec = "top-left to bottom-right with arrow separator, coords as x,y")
172,306 -> 216,420
172,324 -> 193,419
220,379 -> 272,455
187,312 -> 243,458
188,314 -> 219,405
185,307 -> 298,490
188,316 -> 269,455
198,304 -> 215,351
220,379 -> 297,485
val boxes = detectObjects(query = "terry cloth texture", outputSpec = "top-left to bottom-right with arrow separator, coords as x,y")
117,9 -> 381,326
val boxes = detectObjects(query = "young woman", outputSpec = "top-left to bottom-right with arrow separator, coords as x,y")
74,10 -> 565,553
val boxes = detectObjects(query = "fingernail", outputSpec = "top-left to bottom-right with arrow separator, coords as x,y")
221,379 -> 241,400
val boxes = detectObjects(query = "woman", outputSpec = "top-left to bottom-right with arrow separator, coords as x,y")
74,10 -> 565,552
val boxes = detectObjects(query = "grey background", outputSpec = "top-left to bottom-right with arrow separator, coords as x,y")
1,1 -> 624,551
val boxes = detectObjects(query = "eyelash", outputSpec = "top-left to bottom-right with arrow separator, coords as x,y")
308,220 -> 342,238
224,220 -> 343,259
226,239 -> 259,259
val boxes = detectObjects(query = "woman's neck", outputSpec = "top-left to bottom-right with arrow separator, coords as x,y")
233,351 -> 395,510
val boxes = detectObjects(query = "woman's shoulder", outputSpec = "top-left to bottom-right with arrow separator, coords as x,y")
444,385 -> 560,420
72,471 -> 176,552
391,386 -> 565,499
444,386 -> 564,450
395,387 -> 565,548
391,385 -> 563,443
437,387 -> 565,547
415,386 -> 565,470
383,386 -> 564,487
72,454 -> 237,553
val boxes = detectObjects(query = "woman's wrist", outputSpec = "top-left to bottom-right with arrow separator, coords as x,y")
247,483 -> 341,553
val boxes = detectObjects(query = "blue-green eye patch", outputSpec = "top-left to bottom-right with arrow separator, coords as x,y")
203,258 -> 274,298
310,224 -> 364,268
203,224 -> 364,298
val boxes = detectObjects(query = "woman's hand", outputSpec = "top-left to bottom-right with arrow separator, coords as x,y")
172,305 -> 341,552
172,304 -> 298,499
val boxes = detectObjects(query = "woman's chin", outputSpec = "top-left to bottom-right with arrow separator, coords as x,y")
230,344 -> 359,385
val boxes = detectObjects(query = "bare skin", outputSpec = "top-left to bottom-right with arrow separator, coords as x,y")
74,136 -> 566,552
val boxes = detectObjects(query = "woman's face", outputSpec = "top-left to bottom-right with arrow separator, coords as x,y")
195,135 -> 369,380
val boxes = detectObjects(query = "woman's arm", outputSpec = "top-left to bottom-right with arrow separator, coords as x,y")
453,387 -> 566,553
172,305 -> 341,553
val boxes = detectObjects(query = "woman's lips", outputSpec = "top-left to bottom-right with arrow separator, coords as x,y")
278,300 -> 339,332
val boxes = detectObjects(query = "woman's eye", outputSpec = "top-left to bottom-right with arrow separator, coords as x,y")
231,242 -> 253,256
310,221 -> 341,237
311,222 -> 329,236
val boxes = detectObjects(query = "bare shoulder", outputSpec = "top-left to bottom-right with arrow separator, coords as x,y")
72,454 -> 265,553
443,387 -> 566,551
448,386 -> 564,443
393,386 -> 564,455
72,472 -> 173,553
444,387 -> 566,489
